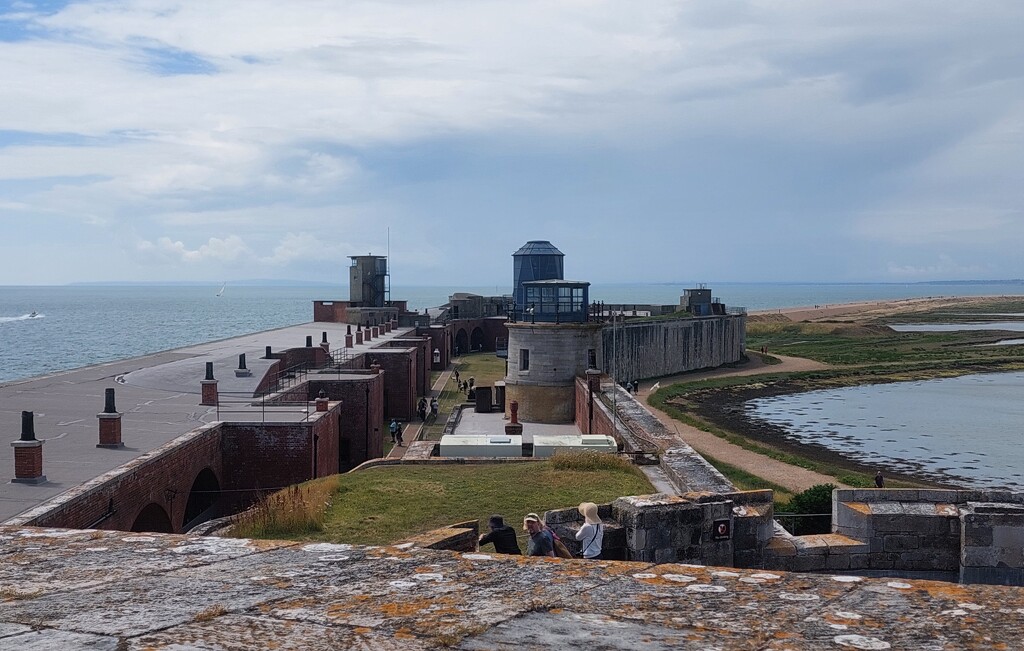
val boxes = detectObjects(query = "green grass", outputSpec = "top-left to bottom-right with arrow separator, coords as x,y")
698,452 -> 794,504
747,320 -> 1024,366
423,353 -> 508,440
233,454 -> 652,548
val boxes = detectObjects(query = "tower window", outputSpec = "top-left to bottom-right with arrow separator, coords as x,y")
520,349 -> 530,371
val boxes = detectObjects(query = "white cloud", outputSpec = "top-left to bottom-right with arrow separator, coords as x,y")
886,254 -> 988,279
1,1 -> 1023,283
138,235 -> 252,263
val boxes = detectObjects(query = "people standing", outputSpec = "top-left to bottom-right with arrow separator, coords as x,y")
575,502 -> 604,560
524,514 -> 554,557
478,515 -> 522,555
875,471 -> 885,488
417,397 -> 427,421
454,369 -> 460,385
389,418 -> 399,444
430,397 -> 439,420
395,422 -> 404,447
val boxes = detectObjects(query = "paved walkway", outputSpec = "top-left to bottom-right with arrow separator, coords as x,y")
386,363 -> 457,458
636,352 -> 844,494
0,323 -> 412,522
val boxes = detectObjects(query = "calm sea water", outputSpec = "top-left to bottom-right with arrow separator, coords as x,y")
1,281 -> 1022,384
745,372 -> 1024,489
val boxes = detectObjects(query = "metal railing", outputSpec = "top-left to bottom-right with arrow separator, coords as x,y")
215,391 -> 316,423
774,512 -> 832,535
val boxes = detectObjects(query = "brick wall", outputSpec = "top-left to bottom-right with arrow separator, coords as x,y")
6,406 -> 344,535
308,374 -> 385,470
364,350 -> 417,421
313,301 -> 351,323
8,424 -> 225,533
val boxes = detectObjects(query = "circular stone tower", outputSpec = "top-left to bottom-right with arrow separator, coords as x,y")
504,321 -> 604,423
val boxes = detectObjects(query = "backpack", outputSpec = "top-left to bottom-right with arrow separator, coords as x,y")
546,528 -> 574,559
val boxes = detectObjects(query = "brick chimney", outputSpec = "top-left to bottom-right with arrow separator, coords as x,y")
11,411 -> 46,484
97,388 -> 124,449
200,362 -> 218,406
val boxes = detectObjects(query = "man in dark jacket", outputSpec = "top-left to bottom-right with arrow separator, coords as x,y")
478,515 -> 522,555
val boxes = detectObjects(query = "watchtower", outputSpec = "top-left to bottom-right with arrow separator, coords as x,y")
349,255 -> 388,308
512,241 -> 564,315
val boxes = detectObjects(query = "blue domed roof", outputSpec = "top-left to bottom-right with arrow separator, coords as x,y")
512,240 -> 563,257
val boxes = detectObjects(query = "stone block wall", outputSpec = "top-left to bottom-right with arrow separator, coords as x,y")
602,314 -> 745,382
611,493 -> 734,565
544,502 -> 626,560
961,503 -> 1024,586
399,520 -> 480,553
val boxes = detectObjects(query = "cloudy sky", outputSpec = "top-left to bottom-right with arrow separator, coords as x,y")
1,1 -> 1022,286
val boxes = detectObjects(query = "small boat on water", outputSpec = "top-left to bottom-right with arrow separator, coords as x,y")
28,311 -> 38,318
216,283 -> 226,297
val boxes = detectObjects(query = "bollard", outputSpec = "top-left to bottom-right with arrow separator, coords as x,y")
235,353 -> 252,378
320,331 -> 330,354
11,411 -> 46,484
97,388 -> 124,448
201,362 -> 218,406
345,324 -> 354,348
505,401 -> 523,437
305,335 -> 313,347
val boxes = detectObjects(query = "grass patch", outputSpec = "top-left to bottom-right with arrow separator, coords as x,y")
233,459 -> 652,548
697,452 -> 794,504
230,476 -> 340,539
424,353 -> 508,441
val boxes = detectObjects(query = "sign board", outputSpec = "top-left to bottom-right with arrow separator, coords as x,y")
712,519 -> 731,541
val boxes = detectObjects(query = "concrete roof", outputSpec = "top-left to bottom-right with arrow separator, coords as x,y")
0,323 -> 412,523
0,525 -> 1021,649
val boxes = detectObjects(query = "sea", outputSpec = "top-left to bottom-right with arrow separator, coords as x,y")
1,281 -> 1022,385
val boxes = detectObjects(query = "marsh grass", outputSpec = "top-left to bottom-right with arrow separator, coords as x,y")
230,476 -> 340,539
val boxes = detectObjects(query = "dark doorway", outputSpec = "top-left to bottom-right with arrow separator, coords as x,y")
470,327 -> 484,352
182,468 -> 221,530
455,328 -> 468,355
131,503 -> 173,533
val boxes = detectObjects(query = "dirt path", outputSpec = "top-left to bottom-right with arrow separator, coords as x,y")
636,352 -> 845,493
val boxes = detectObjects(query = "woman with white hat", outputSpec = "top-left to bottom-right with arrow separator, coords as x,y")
575,502 -> 603,560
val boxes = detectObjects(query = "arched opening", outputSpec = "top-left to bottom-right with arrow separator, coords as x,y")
131,503 -> 173,533
454,329 -> 468,356
182,468 -> 221,530
470,327 -> 485,352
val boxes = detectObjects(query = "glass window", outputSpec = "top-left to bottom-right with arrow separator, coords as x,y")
520,349 -> 530,371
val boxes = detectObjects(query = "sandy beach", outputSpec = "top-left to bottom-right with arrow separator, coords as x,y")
749,294 -> 1024,323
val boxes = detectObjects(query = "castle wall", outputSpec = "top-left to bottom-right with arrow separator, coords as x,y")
602,314 -> 746,382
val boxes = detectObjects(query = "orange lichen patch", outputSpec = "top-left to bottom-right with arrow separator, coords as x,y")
374,595 -> 460,618
354,627 -> 373,635
844,502 -> 872,515
393,628 -> 417,639
262,597 -> 315,613
935,503 -> 958,516
920,582 -> 973,600
765,537 -> 798,556
773,631 -> 794,638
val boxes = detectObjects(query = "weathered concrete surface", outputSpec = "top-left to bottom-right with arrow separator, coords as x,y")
1,526 -> 1023,649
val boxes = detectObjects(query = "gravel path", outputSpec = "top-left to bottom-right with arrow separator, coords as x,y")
636,352 -> 845,494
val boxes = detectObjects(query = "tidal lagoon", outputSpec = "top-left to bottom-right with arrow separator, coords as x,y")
745,371 -> 1024,489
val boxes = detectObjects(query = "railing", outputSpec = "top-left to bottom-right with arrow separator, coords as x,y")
774,512 -> 832,535
215,391 -> 315,423
727,306 -> 747,315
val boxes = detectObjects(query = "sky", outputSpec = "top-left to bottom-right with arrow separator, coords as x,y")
1,1 -> 1022,286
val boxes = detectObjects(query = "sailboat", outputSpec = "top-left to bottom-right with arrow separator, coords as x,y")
216,283 -> 226,297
